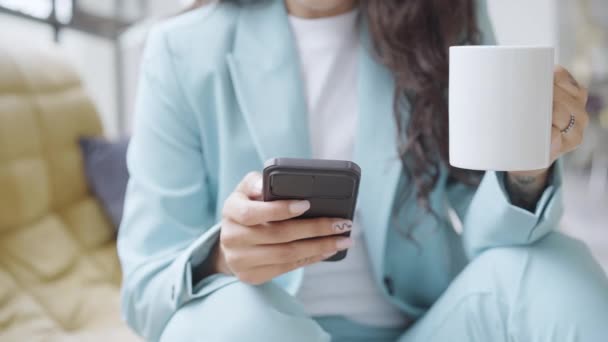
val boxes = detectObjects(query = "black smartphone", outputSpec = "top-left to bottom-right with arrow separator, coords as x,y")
262,157 -> 361,261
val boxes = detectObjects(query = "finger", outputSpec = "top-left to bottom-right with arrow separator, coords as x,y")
221,217 -> 352,247
552,105 -> 588,156
250,218 -> 353,244
555,81 -> 588,110
229,235 -> 353,268
554,66 -> 588,101
552,94 -> 590,132
552,97 -> 576,131
553,107 -> 590,134
235,253 -> 330,286
220,219 -> 255,248
223,192 -> 310,226
560,119 -> 585,154
261,235 -> 352,265
554,84 -> 584,112
236,171 -> 263,198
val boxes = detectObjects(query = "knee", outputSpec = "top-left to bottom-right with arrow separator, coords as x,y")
470,233 -> 608,338
472,233 -> 608,297
473,233 -> 607,287
160,281 -> 329,342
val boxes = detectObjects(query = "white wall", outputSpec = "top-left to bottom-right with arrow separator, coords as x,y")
487,0 -> 560,60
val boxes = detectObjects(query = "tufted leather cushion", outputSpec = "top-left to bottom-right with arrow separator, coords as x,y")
0,45 -> 138,341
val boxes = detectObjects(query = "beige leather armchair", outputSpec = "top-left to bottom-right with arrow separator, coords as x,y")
0,45 -> 138,341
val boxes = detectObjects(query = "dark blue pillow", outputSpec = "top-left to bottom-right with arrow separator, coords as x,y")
79,136 -> 130,231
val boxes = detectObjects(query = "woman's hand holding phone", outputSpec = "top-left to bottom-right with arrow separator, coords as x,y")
210,172 -> 354,285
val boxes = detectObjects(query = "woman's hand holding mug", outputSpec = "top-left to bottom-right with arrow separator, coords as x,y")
450,47 -> 589,210
510,66 -> 589,178
505,66 -> 589,209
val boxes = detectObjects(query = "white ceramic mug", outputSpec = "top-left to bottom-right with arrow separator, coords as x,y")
449,46 -> 555,171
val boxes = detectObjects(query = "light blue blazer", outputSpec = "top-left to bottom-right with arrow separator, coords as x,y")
118,1 -> 564,340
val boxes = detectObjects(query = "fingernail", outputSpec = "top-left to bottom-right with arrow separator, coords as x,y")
253,179 -> 263,194
289,200 -> 310,215
333,220 -> 353,233
322,252 -> 336,259
336,237 -> 353,250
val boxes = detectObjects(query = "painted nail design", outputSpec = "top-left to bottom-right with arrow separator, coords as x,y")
333,220 -> 353,232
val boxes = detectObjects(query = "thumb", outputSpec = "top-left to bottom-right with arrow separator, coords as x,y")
237,171 -> 263,199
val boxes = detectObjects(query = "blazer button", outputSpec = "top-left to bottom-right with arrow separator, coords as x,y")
383,276 -> 394,296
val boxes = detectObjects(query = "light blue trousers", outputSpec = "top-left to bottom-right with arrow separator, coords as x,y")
160,233 -> 608,341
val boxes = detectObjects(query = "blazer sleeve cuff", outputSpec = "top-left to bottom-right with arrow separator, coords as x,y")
170,223 -> 239,304
463,159 -> 564,258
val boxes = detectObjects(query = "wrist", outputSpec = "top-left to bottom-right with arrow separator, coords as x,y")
207,241 -> 231,276
505,164 -> 554,212
192,241 -> 231,284
508,167 -> 549,179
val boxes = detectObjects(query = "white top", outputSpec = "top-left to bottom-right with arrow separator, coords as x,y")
289,10 -> 408,328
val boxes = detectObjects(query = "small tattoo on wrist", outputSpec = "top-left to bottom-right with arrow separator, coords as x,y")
512,175 -> 538,185
506,172 -> 548,212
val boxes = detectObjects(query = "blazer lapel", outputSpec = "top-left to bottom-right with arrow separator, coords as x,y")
354,25 -> 405,280
227,0 -> 312,163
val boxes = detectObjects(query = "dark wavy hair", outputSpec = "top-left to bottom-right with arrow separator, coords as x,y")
189,0 -> 481,226
362,0 -> 482,229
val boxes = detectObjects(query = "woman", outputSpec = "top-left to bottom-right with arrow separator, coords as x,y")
118,0 -> 608,341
